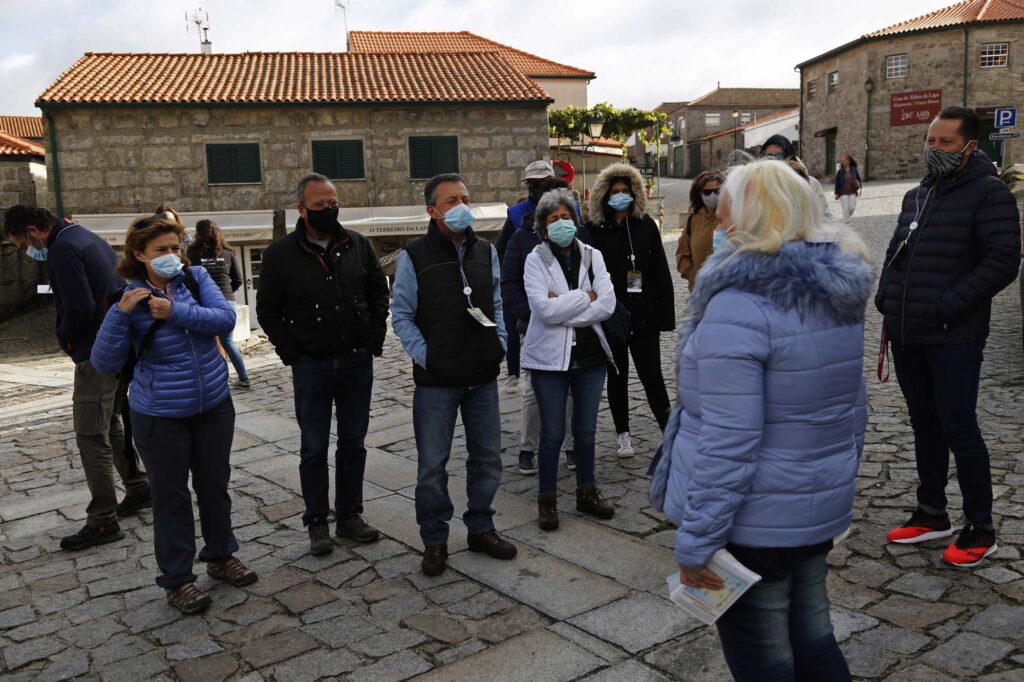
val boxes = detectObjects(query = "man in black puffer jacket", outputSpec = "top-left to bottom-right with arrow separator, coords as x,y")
877,107 -> 1021,568
257,173 -> 390,556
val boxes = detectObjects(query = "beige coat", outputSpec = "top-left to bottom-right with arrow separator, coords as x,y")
676,208 -> 719,290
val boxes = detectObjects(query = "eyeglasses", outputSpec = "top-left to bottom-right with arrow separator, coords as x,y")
304,202 -> 340,211
701,188 -> 721,196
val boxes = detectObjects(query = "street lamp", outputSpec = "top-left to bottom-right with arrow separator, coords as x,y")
732,109 -> 740,151
863,77 -> 875,181
582,113 -> 604,199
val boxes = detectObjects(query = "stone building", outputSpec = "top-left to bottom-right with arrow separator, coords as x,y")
0,132 -> 46,321
797,0 -> 1024,180
347,31 -> 595,109
689,108 -> 801,173
35,51 -> 553,217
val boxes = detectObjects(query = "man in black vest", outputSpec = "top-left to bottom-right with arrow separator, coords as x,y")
877,107 -> 1021,568
257,173 -> 390,557
391,172 -> 518,576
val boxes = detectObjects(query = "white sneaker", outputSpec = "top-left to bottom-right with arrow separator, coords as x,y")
505,375 -> 520,394
616,432 -> 634,458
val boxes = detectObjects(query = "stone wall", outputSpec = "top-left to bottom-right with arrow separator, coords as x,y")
0,158 -> 39,209
800,24 -> 1024,179
44,104 -> 551,215
0,158 -> 43,321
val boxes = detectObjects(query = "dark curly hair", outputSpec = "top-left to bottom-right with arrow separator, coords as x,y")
3,205 -> 57,239
689,170 -> 725,213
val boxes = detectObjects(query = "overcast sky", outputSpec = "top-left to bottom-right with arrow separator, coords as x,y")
1,0 -> 954,117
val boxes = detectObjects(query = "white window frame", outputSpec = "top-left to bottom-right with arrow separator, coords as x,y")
807,80 -> 817,100
980,43 -> 1009,68
705,113 -> 721,127
827,71 -> 839,94
740,113 -> 753,124
885,54 -> 908,79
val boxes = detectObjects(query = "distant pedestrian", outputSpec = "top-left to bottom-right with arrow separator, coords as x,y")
675,170 -> 724,290
651,159 -> 872,681
187,219 -> 250,389
391,172 -> 518,577
257,173 -> 389,557
588,163 -> 675,458
3,205 -> 151,551
521,188 -> 616,530
878,107 -> 1021,567
834,154 -> 862,221
92,214 -> 256,615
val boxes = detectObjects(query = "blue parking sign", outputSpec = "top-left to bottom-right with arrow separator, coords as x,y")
995,107 -> 1017,128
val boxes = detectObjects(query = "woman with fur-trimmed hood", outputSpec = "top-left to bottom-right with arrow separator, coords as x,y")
586,163 -> 675,459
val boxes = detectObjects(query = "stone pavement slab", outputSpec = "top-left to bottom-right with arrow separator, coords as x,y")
568,593 -> 701,654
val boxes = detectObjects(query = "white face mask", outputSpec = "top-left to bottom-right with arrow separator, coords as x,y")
702,192 -> 720,210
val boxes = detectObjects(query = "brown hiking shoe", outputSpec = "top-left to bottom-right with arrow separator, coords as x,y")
207,555 -> 258,587
538,491 -> 559,531
467,529 -> 517,560
422,544 -> 448,577
166,583 -> 212,615
576,484 -> 615,520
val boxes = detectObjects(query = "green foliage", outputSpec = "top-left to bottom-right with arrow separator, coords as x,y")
548,103 -> 669,146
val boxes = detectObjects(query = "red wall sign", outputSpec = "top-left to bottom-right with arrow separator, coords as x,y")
890,89 -> 943,127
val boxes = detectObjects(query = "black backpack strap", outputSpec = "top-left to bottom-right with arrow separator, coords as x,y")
182,268 -> 200,304
685,212 -> 695,238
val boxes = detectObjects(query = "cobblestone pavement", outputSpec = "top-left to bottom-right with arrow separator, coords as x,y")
0,179 -> 1022,680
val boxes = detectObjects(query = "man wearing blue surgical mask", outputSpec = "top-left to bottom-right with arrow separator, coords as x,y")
391,172 -> 517,577
3,204 -> 151,551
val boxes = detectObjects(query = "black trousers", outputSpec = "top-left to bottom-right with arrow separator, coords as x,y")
131,398 -> 239,589
607,332 -> 671,434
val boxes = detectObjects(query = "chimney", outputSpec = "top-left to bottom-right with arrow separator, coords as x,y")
201,39 -> 212,54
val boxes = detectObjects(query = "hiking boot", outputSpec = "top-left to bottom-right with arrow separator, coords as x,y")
505,375 -> 520,394
576,484 -> 615,520
518,451 -> 537,475
538,491 -> 559,531
467,529 -> 517,560
166,583 -> 212,615
422,543 -> 448,576
116,490 -> 152,516
942,525 -> 998,568
60,522 -> 125,551
336,514 -> 380,544
616,432 -> 635,458
207,555 -> 258,587
233,378 -> 251,390
887,508 -> 954,544
309,521 -> 334,556
565,449 -> 576,471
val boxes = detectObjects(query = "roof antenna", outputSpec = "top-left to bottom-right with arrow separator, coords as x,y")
185,7 -> 212,54
335,1 -> 350,51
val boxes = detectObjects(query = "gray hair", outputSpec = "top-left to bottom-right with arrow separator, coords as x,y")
297,172 -> 334,204
423,173 -> 466,206
534,188 -> 579,232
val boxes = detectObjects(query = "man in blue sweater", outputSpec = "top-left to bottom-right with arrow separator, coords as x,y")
5,205 -> 150,550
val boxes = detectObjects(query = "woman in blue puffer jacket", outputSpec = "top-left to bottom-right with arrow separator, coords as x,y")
92,215 -> 257,615
650,159 -> 872,681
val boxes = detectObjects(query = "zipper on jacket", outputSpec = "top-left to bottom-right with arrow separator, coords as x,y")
185,329 -> 204,413
899,187 -> 938,343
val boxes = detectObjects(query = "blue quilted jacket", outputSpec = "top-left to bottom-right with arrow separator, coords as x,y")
91,266 -> 235,418
650,241 -> 872,569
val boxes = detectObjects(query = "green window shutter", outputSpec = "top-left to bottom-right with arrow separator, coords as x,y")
206,143 -> 261,184
409,136 -> 459,179
434,137 -> 459,174
312,140 -> 364,180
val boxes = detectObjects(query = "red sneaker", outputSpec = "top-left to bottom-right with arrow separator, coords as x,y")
887,508 -> 953,544
942,525 -> 998,568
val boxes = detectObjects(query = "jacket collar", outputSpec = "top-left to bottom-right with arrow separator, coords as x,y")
46,217 -> 79,247
294,217 -> 350,252
426,219 -> 477,249
922,148 -> 996,192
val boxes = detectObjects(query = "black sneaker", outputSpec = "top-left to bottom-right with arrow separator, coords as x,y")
336,514 -> 380,544
942,524 -> 998,568
116,490 -> 152,516
60,522 -> 125,551
887,508 -> 953,544
309,522 -> 334,556
518,451 -> 537,475
565,449 -> 576,471
422,543 -> 448,576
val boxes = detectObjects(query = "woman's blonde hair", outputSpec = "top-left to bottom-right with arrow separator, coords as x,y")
722,159 -> 868,259
117,215 -> 189,280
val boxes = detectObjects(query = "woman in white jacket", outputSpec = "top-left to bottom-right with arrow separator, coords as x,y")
522,188 -> 617,530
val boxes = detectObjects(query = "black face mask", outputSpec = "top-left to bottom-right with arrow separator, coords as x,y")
305,206 -> 339,233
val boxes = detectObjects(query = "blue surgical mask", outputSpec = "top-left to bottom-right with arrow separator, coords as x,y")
26,246 -> 48,261
547,219 -> 577,248
712,229 -> 729,252
608,193 -> 634,212
441,203 -> 474,233
146,254 -> 184,278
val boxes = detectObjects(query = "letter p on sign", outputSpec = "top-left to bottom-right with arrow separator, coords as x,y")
995,107 -> 1016,128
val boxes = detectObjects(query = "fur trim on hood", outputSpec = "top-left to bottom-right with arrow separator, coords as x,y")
588,163 -> 647,221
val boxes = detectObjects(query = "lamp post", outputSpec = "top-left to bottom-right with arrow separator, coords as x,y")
732,108 -> 740,152
581,113 -> 604,199
863,77 -> 875,182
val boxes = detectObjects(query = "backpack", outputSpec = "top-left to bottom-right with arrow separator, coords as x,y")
685,212 -> 696,239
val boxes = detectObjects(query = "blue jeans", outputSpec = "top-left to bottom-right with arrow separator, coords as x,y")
531,364 -> 606,493
892,341 -> 992,526
413,381 -> 502,545
292,353 -> 373,526
221,302 -> 248,381
715,548 -> 850,682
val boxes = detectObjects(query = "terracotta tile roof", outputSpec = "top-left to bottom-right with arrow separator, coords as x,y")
0,132 -> 45,157
37,52 -> 551,106
692,107 -> 799,143
0,116 -> 44,140
866,0 -> 1024,38
686,87 -> 800,108
348,31 -> 594,78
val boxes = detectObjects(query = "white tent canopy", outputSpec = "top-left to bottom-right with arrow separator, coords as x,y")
744,112 -> 800,150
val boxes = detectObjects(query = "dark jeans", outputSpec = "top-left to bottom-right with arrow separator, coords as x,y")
716,547 -> 850,682
607,332 -> 671,434
292,353 -> 373,526
531,364 -> 606,493
505,311 -> 520,377
131,398 -> 238,589
413,381 -> 502,545
892,341 -> 992,526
